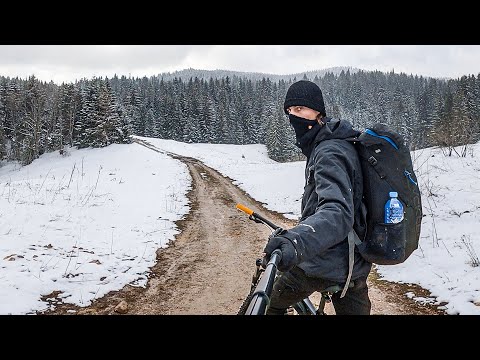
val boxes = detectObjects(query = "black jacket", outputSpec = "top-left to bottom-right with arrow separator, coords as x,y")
281,118 -> 372,283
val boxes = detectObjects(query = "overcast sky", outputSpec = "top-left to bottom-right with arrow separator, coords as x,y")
1,45 -> 479,84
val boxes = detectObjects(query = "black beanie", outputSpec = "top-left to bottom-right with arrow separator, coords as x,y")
283,80 -> 326,116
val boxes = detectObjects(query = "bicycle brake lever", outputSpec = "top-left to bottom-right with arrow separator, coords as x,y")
270,227 -> 286,237
249,215 -> 263,224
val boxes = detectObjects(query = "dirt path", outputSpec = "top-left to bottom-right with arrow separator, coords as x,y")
42,140 -> 446,315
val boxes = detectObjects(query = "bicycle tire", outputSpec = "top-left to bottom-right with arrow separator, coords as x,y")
237,276 -> 262,315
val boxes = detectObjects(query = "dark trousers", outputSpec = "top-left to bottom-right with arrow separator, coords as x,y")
266,266 -> 371,315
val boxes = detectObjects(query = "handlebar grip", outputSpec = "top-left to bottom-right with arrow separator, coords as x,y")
236,203 -> 254,216
236,203 -> 280,231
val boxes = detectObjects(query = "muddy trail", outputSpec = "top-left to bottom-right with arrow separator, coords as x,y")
42,139 -> 446,315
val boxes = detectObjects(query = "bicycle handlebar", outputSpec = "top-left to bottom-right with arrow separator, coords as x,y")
236,203 -> 337,315
236,203 -> 280,231
236,203 -> 288,315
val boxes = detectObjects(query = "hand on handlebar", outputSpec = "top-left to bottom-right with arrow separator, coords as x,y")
263,235 -> 299,272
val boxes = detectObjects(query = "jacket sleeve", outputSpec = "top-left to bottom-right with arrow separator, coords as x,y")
281,141 -> 355,263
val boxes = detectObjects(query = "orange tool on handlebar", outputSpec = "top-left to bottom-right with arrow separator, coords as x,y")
236,203 -> 254,216
236,203 -> 280,231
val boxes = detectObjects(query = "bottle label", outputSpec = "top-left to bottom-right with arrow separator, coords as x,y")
385,198 -> 404,223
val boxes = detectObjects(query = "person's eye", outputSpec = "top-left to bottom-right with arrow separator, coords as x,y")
296,106 -> 302,112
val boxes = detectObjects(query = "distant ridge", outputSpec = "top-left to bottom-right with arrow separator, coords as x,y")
156,66 -> 363,82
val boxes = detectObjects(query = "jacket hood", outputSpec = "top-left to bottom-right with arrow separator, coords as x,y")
313,117 -> 360,145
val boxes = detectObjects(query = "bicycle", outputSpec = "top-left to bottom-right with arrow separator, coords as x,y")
236,203 -> 353,315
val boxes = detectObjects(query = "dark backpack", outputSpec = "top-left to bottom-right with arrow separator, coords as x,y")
347,123 -> 423,266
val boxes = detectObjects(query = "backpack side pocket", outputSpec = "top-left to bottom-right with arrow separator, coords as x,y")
357,221 -> 407,265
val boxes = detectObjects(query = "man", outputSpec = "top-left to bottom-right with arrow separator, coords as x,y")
263,80 -> 372,315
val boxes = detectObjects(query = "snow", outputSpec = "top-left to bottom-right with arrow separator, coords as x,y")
0,143 -> 190,314
1,136 -> 479,315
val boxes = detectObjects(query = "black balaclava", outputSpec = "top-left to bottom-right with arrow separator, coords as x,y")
289,114 -> 322,158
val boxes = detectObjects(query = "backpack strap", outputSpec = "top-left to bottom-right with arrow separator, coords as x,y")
341,134 -> 364,298
341,229 -> 362,298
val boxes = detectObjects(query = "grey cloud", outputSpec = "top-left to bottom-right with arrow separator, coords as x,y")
0,45 -> 212,71
0,45 -> 479,83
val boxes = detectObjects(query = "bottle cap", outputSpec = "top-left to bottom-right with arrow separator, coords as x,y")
389,191 -> 398,197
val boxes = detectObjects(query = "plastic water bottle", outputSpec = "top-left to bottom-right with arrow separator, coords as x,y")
385,191 -> 404,224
